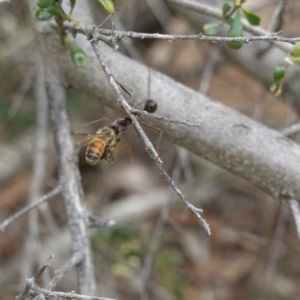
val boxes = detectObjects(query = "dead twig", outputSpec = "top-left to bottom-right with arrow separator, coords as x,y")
90,40 -> 211,235
0,186 -> 61,232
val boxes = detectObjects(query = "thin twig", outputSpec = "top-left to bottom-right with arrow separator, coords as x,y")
91,28 -> 300,45
90,40 -> 211,235
47,251 -> 84,290
262,206 -> 289,298
87,214 -> 117,228
21,56 -> 49,280
281,122 -> 300,137
289,199 -> 300,240
0,186 -> 61,232
140,162 -> 181,300
31,283 -> 116,300
16,255 -> 54,300
267,0 -> 287,32
199,44 -> 222,94
131,107 -> 202,128
165,0 -> 292,52
47,80 -> 97,295
145,0 -> 172,32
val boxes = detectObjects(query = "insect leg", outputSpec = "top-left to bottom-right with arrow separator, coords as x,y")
140,121 -> 162,152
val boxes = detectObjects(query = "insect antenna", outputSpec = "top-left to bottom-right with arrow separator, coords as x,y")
108,74 -> 131,98
82,117 -> 113,127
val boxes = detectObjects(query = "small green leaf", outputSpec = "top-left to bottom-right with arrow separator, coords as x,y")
242,8 -> 260,26
203,23 -> 222,36
273,66 -> 285,85
35,9 -> 52,20
292,41 -> 300,58
37,0 -> 51,9
227,11 -> 243,49
69,43 -> 87,68
70,0 -> 76,9
222,2 -> 233,19
98,0 -> 115,14
46,2 -> 68,19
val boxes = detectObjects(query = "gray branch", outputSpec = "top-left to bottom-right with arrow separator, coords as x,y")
47,81 -> 96,295
0,186 -> 61,232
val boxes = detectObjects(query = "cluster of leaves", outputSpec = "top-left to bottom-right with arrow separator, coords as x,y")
203,0 -> 260,49
36,0 -> 114,20
35,0 -> 115,68
36,0 -> 72,21
271,42 -> 300,96
91,227 -> 186,298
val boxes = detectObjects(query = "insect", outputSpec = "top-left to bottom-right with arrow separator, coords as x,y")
73,100 -> 160,166
73,69 -> 161,166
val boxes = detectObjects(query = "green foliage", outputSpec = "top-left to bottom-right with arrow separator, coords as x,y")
227,10 -> 243,49
0,101 -> 36,141
35,0 -> 69,21
242,8 -> 260,26
203,0 -> 261,50
45,2 -> 68,19
270,66 -> 285,96
70,0 -> 76,10
222,2 -> 233,18
37,0 -> 51,9
35,9 -> 52,21
292,42 -> 300,58
97,0 -> 115,14
92,227 -> 187,298
203,23 -> 222,36
68,42 -> 87,68
155,250 -> 186,299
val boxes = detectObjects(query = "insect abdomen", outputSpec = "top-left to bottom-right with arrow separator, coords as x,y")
86,140 -> 106,166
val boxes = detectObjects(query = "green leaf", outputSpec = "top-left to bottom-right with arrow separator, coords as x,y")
98,0 -> 115,14
69,43 -> 87,68
227,11 -> 243,49
222,2 -> 233,19
273,66 -> 285,85
35,9 -> 52,20
46,2 -> 68,19
242,8 -> 260,26
292,41 -> 300,58
203,23 -> 222,36
70,0 -> 76,9
37,0 -> 51,9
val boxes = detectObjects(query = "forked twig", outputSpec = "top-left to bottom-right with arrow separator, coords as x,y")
90,40 -> 211,235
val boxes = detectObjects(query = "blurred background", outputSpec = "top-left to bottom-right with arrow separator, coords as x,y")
1,0 -> 300,299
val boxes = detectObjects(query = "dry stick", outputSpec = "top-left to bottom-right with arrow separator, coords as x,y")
281,123 -> 300,137
90,40 -> 211,236
8,62 -> 37,117
16,255 -> 54,300
130,107 -> 203,128
92,28 -> 300,46
21,57 -> 49,281
262,206 -> 289,299
145,0 -> 172,32
0,186 -> 61,232
267,0 -> 287,32
47,251 -> 84,290
199,43 -> 222,94
289,199 -> 300,240
47,81 -> 97,295
164,0 -> 293,52
30,284 -> 116,300
140,162 -> 181,300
